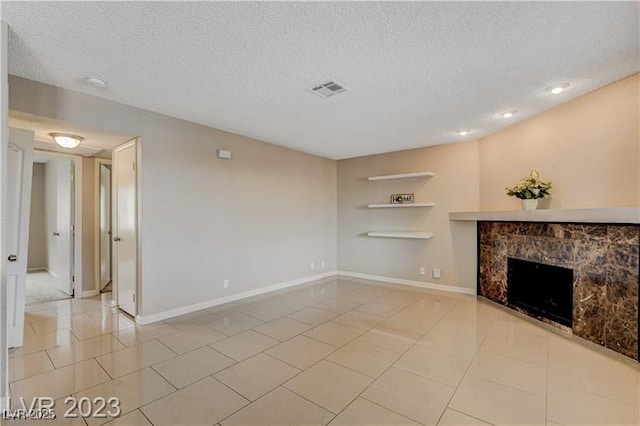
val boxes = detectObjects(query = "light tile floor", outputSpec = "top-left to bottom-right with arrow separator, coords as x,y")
7,277 -> 640,425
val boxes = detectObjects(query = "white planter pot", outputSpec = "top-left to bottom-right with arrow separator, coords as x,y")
521,199 -> 539,210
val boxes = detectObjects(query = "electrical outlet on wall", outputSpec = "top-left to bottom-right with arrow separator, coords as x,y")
419,267 -> 426,275
433,269 -> 441,279
223,279 -> 230,289
310,261 -> 315,270
321,260 -> 326,268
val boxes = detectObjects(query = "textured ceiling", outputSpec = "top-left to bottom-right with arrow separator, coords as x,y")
2,2 -> 638,159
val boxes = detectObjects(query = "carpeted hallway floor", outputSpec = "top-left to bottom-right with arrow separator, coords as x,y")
25,270 -> 71,305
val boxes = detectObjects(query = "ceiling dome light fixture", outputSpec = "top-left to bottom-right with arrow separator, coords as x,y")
501,110 -> 517,119
50,133 -> 84,149
456,130 -> 470,136
85,76 -> 107,89
546,83 -> 569,95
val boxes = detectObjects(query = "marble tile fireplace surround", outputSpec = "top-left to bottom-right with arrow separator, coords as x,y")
450,208 -> 640,361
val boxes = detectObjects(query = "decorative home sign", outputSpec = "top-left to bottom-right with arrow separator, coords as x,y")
390,193 -> 414,204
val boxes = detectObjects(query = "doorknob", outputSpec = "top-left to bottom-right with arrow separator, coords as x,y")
113,237 -> 121,242
8,255 -> 17,262
53,232 -> 60,236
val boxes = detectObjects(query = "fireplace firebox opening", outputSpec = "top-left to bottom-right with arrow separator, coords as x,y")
507,257 -> 574,327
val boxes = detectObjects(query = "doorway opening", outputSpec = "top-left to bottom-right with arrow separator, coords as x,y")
97,160 -> 113,294
25,153 -> 77,304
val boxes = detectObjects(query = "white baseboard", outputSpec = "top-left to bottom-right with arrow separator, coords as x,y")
136,271 -> 338,325
27,267 -> 47,272
82,290 -> 99,298
337,270 -> 476,295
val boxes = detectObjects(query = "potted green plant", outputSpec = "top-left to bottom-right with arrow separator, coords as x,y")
505,170 -> 552,210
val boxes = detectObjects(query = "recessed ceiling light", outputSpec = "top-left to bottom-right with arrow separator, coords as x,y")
546,83 -> 569,95
50,133 -> 84,149
85,77 -> 107,89
501,110 -> 517,119
456,130 -> 470,136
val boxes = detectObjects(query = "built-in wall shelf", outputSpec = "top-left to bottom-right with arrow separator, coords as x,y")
368,171 -> 435,181
368,202 -> 435,208
367,231 -> 434,240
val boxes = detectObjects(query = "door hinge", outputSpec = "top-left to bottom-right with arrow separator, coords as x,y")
72,276 -> 75,282
132,162 -> 136,172
133,294 -> 136,303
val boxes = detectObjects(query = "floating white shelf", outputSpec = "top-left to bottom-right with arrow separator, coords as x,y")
368,202 -> 434,208
368,171 -> 435,181
367,231 -> 434,240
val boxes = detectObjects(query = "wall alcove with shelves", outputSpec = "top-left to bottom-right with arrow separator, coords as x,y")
367,171 -> 435,240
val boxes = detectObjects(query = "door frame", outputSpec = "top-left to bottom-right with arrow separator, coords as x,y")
94,158 -> 112,295
1,21 -> 10,410
33,149 -> 83,297
112,138 -> 141,318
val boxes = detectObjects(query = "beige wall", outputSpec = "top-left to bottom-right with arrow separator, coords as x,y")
338,73 -> 639,289
337,141 -> 480,290
479,74 -> 639,210
27,163 -> 46,269
9,76 -> 337,317
11,72 -> 637,302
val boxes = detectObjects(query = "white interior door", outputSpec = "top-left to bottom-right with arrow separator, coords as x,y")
113,140 -> 137,316
54,160 -> 73,295
99,164 -> 112,288
6,127 -> 34,348
45,158 -> 73,296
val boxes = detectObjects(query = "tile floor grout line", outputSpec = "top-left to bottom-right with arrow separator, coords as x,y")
478,344 -> 550,369
319,296 -> 464,425
351,396 -> 421,425
200,375 -> 259,422
147,364 -> 179,392
462,369 -> 547,399
91,354 -> 116,382
151,337 -> 181,356
137,408 -> 154,426
14,281 -> 640,425
220,299 -> 407,422
447,407 -> 497,426
546,330 -> 551,425
107,330 -> 131,349
261,341 -> 340,371
436,300 -> 495,425
104,367 -> 182,414
134,374 -> 225,424
546,379 -> 640,409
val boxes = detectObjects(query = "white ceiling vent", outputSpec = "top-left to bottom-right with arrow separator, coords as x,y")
309,81 -> 347,98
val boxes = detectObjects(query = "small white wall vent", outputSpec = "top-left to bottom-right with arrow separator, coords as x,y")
308,81 -> 347,98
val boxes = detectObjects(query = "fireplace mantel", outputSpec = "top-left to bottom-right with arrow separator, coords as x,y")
449,207 -> 640,224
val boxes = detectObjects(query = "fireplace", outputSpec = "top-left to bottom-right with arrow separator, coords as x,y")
507,258 -> 574,327
478,221 -> 640,360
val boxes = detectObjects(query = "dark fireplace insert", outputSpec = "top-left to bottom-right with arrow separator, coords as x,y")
507,257 -> 574,327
